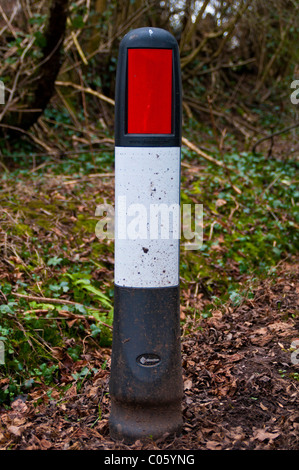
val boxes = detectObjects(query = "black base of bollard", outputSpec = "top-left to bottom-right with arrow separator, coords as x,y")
109,401 -> 182,444
109,286 -> 183,443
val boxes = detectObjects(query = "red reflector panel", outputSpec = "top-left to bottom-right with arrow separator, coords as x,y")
128,49 -> 172,134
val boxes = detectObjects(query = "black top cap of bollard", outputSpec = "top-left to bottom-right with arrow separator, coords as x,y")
115,27 -> 182,147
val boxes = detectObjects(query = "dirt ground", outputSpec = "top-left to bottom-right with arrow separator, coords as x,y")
0,262 -> 298,451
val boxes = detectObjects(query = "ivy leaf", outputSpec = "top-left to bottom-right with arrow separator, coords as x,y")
47,256 -> 63,267
34,31 -> 47,48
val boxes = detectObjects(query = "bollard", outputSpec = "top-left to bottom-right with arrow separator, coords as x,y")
109,27 -> 183,443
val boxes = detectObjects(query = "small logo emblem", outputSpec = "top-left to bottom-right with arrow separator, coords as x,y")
137,353 -> 160,367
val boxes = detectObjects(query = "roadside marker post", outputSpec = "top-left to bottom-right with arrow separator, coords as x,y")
109,27 -> 183,443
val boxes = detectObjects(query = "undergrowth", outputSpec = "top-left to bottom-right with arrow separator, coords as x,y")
0,113 -> 298,404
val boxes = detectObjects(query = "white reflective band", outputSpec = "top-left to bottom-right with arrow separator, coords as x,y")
115,146 -> 181,288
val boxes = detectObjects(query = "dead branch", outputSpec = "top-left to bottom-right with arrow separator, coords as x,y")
11,292 -> 113,329
182,136 -> 225,168
55,81 -> 115,106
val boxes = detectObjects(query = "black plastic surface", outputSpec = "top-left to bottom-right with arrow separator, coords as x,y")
109,285 -> 183,442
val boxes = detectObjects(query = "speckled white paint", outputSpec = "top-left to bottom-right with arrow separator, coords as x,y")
115,146 -> 181,288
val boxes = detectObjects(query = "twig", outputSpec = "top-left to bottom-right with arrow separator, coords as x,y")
208,220 -> 217,241
0,160 -> 9,173
196,58 -> 256,76
11,292 -> 85,306
228,195 -> 240,221
0,140 -> 114,160
11,293 -> 113,329
61,173 -> 115,184
28,161 -> 53,174
71,31 -> 88,65
22,308 -> 112,330
0,4 -> 18,38
260,173 -> 282,199
252,122 -> 299,154
182,136 -> 225,168
0,123 -> 58,155
55,81 -> 115,106
182,137 -> 242,194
